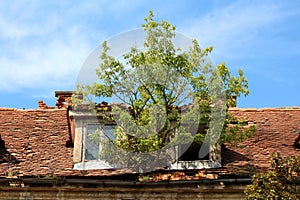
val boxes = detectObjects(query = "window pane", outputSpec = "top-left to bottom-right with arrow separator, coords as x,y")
104,125 -> 116,141
85,124 -> 102,160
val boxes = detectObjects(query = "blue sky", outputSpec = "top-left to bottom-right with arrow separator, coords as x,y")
0,0 -> 300,109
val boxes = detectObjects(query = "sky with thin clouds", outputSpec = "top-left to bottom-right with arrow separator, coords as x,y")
0,0 -> 300,108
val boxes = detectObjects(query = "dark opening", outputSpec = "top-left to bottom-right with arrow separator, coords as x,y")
178,142 -> 209,161
178,122 -> 210,161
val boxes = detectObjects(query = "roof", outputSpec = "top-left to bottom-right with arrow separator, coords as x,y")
223,107 -> 300,176
0,106 -> 299,181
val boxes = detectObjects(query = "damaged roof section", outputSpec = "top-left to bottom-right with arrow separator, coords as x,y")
0,96 -> 299,180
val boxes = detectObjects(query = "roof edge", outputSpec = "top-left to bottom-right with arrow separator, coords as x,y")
229,107 -> 300,111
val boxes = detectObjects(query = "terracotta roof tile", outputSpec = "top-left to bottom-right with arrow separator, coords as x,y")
223,108 -> 300,174
0,107 -> 299,180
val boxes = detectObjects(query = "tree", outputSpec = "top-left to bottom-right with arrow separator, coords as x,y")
244,153 -> 300,200
74,11 -> 254,171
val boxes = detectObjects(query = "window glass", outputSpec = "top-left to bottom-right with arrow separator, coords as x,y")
84,124 -> 116,161
103,125 -> 116,141
85,124 -> 102,160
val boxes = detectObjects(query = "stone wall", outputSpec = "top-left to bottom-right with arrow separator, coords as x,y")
0,186 -> 246,200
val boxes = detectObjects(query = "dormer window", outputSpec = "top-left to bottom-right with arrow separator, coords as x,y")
70,106 -> 222,171
69,109 -> 117,170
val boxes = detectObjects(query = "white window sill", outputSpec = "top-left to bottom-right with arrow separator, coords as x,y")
73,160 -> 115,170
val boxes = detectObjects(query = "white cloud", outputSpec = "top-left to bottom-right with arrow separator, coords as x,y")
0,0 -> 150,94
0,28 -> 92,92
180,1 -> 295,60
0,17 -> 29,40
0,3 -> 93,92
